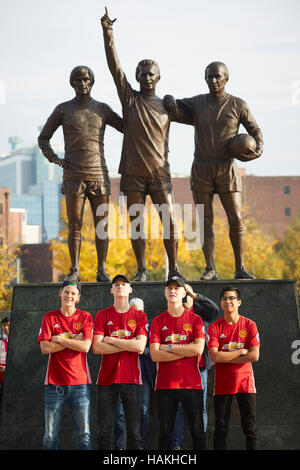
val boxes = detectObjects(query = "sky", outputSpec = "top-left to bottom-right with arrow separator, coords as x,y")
0,0 -> 300,177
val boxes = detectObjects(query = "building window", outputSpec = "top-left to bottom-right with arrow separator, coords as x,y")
285,208 -> 291,216
284,186 -> 290,194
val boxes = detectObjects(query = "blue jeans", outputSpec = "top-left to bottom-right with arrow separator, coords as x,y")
173,368 -> 208,448
114,378 -> 152,450
43,384 -> 92,450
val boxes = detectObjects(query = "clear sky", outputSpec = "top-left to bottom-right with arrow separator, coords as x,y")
0,0 -> 299,176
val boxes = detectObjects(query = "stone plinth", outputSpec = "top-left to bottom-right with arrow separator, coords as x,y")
0,279 -> 299,450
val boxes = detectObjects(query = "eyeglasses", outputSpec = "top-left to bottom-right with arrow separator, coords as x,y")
221,296 -> 238,301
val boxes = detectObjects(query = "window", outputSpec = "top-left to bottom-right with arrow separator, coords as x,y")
284,186 -> 290,194
285,208 -> 291,216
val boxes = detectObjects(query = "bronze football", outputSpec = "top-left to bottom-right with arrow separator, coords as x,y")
228,133 -> 258,162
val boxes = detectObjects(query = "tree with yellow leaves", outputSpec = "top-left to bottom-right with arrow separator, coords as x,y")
0,245 -> 17,311
50,198 -> 193,281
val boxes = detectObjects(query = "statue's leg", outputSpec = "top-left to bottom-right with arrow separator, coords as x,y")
149,190 -> 182,279
123,190 -> 147,281
89,194 -> 111,282
192,191 -> 217,280
65,195 -> 86,281
218,192 -> 255,279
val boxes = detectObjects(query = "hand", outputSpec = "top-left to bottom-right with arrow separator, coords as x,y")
240,348 -> 248,355
163,94 -> 177,112
51,335 -> 62,344
52,155 -> 68,168
103,336 -> 115,344
101,7 -> 117,29
0,365 -> 5,373
73,333 -> 83,341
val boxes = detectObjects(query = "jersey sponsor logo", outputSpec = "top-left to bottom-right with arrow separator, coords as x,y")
222,341 -> 245,351
111,329 -> 132,338
73,322 -> 82,331
61,331 -> 77,339
239,329 -> 247,338
128,319 -> 137,327
165,333 -> 187,343
183,323 -> 192,332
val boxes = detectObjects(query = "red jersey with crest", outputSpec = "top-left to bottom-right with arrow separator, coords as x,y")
207,315 -> 260,395
94,306 -> 148,386
150,309 -> 205,390
0,338 -> 8,383
38,309 -> 93,385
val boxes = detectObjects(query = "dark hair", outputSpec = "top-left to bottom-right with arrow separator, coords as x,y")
220,286 -> 241,300
1,317 -> 10,325
135,59 -> 160,82
69,66 -> 95,87
205,61 -> 229,81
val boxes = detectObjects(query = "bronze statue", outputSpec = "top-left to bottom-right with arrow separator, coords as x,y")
100,8 -> 185,282
164,61 -> 263,280
38,66 -> 123,282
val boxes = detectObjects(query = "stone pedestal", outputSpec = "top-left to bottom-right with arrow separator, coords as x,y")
0,279 -> 299,450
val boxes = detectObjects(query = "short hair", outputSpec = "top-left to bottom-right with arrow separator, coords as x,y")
135,59 -> 160,82
1,317 -> 10,325
205,61 -> 229,81
69,66 -> 95,87
220,286 -> 241,300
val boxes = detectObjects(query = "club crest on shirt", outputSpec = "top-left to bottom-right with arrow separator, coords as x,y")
183,323 -> 192,332
238,329 -> 247,338
73,322 -> 82,331
128,319 -> 137,327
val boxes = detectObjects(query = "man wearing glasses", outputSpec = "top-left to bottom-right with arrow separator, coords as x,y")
208,286 -> 260,450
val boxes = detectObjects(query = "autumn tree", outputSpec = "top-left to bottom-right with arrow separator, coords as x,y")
0,245 -> 18,311
275,216 -> 300,295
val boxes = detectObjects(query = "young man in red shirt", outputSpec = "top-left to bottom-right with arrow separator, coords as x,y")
38,279 -> 93,450
150,276 -> 206,450
0,317 -> 10,405
208,286 -> 260,450
93,274 -> 148,450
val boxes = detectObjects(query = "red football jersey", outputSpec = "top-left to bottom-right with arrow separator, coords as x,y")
207,315 -> 260,395
93,306 -> 148,386
0,338 -> 8,383
38,309 -> 93,385
150,309 -> 205,390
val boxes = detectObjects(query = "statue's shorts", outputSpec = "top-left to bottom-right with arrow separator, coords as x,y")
61,179 -> 111,198
120,174 -> 172,195
190,157 -> 242,194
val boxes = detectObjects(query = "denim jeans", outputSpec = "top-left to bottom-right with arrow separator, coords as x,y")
172,367 -> 208,448
156,388 -> 206,450
97,384 -> 142,450
43,384 -> 92,450
213,393 -> 258,450
114,377 -> 152,450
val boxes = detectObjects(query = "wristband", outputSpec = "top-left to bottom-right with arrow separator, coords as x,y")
168,344 -> 173,352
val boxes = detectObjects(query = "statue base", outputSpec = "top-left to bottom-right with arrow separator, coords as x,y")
0,279 -> 299,450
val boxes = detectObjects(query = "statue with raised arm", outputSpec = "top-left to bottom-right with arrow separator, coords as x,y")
100,8 -> 185,281
164,61 -> 263,280
38,65 -> 123,282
